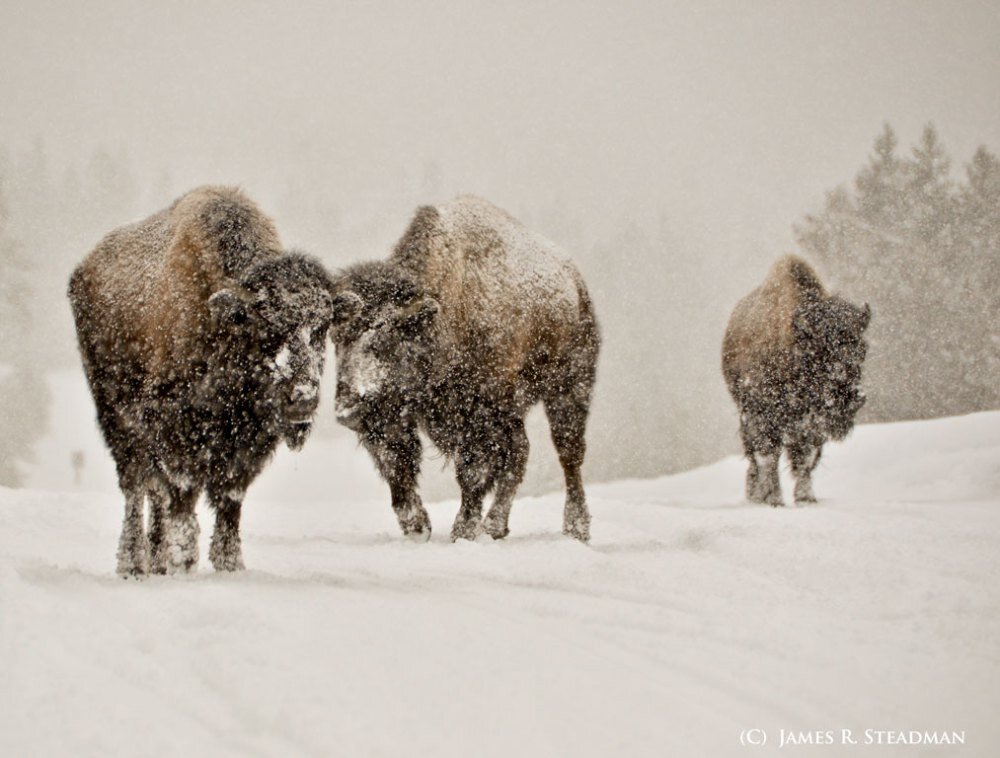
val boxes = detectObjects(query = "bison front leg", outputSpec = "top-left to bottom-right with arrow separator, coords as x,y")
365,422 -> 431,541
788,442 -> 822,504
748,452 -> 782,506
389,479 -> 432,542
161,484 -> 200,574
208,488 -> 246,571
147,475 -> 170,574
116,485 -> 149,578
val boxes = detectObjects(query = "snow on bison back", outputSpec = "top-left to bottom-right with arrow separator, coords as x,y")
329,195 -> 600,542
68,185 -> 348,577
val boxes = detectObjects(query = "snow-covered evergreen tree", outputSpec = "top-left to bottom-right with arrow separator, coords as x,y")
795,124 -> 1000,420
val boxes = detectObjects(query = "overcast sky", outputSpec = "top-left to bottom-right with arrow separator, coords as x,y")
3,0 -> 998,262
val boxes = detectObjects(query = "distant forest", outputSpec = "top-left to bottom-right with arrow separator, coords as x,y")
1,124 -> 997,488
796,124 -> 1000,421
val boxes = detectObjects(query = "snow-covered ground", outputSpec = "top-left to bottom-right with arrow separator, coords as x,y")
2,410 -> 999,757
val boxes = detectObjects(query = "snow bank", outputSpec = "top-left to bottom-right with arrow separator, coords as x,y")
2,412 -> 998,756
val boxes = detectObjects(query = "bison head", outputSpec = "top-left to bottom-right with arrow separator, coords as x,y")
794,296 -> 871,440
327,263 -> 439,432
208,254 -> 336,450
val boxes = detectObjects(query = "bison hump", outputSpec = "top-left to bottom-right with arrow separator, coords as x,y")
722,255 -> 826,384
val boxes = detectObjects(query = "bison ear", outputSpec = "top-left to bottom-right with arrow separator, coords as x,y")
331,291 -> 363,329
860,302 -> 872,331
209,289 -> 249,328
398,297 -> 439,338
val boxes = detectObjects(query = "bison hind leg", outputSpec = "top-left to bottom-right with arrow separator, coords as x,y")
482,419 -> 530,540
544,394 -> 592,542
788,442 -> 822,504
746,452 -> 783,507
451,449 -> 491,542
154,480 -> 201,574
147,478 -> 169,574
740,412 -> 783,507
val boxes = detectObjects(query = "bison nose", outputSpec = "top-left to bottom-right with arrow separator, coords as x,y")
291,383 -> 318,405
287,384 -> 319,421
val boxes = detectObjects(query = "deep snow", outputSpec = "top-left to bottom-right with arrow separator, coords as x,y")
2,411 -> 999,757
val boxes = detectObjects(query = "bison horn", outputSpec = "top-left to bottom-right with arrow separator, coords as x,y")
208,288 -> 250,326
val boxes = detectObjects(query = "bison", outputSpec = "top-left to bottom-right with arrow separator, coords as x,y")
722,255 -> 870,506
69,186 -> 342,576
329,196 -> 600,542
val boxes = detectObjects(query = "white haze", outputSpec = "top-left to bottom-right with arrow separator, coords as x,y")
1,0 -> 999,494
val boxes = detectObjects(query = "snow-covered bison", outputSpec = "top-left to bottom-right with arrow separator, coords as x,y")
329,196 -> 600,542
722,256 -> 870,506
69,186 -> 341,576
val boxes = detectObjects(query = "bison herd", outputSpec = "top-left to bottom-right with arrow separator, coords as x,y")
68,186 -> 869,577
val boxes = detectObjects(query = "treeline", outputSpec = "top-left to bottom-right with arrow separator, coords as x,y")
796,124 -> 999,421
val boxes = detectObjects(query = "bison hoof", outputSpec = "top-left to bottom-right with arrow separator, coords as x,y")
210,553 -> 245,572
397,509 -> 432,542
563,510 -> 591,542
165,514 -> 200,574
209,542 -> 245,571
450,517 -> 483,542
209,523 -> 245,571
749,487 -> 783,507
794,483 -> 817,504
116,535 -> 150,578
482,516 -> 510,541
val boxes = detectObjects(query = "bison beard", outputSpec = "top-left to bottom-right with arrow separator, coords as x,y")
330,196 -> 600,542
69,186 -> 336,576
722,256 -> 870,506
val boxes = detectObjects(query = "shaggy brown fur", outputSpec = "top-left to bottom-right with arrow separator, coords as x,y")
332,196 -> 600,541
70,186 -> 335,576
722,255 -> 870,506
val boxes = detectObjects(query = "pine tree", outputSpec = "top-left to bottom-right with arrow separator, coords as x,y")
855,123 -> 905,228
795,124 -> 999,420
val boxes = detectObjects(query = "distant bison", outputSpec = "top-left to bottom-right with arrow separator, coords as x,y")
330,196 -> 600,541
69,186 -> 341,576
722,256 -> 870,505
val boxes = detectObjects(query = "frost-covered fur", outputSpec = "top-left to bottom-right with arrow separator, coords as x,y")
69,186 -> 338,576
331,196 -> 600,542
722,256 -> 870,506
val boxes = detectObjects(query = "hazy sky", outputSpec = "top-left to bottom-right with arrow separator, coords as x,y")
3,0 -> 998,262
